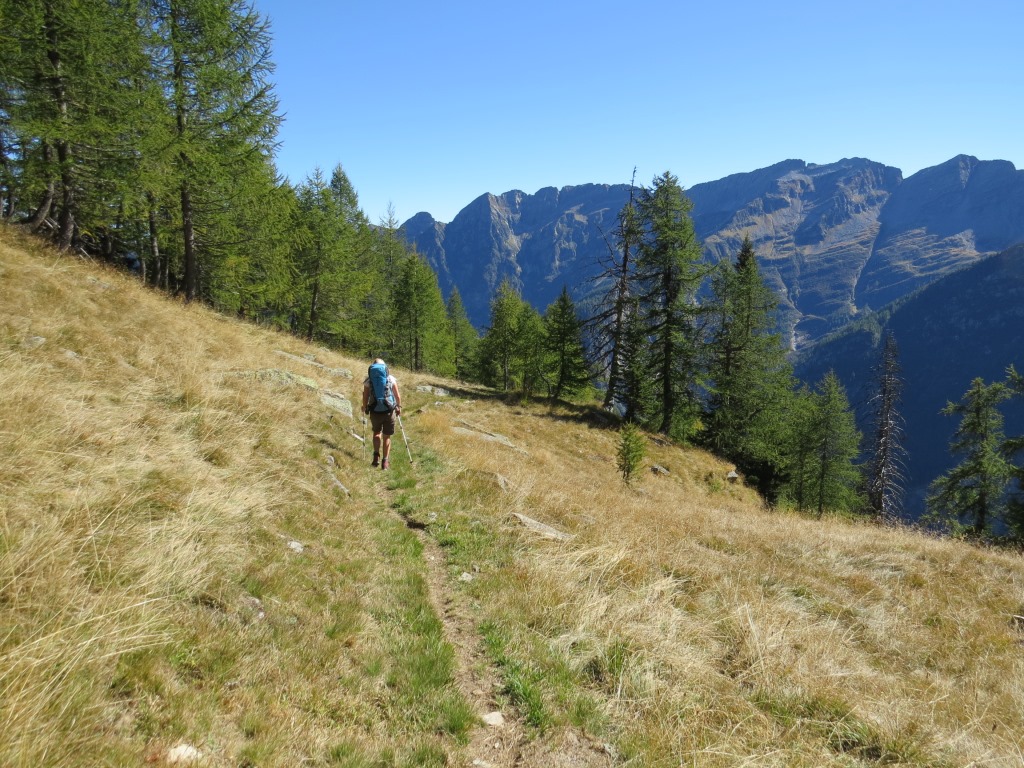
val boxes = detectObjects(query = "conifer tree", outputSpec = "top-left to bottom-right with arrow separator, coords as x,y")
617,421 -> 646,485
478,279 -> 523,391
588,174 -> 641,409
392,252 -> 455,375
866,331 -> 907,520
780,387 -> 817,512
634,171 -> 708,439
544,287 -> 591,401
811,372 -> 863,517
782,373 -> 862,516
618,298 -> 657,424
446,288 -> 479,381
927,378 -> 1012,536
516,303 -> 549,398
293,168 -> 348,342
1004,366 -> 1024,538
704,235 -> 794,493
328,164 -> 382,354
147,0 -> 281,302
1,0 -> 157,247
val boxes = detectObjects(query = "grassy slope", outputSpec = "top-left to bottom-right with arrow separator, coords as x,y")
2,226 -> 1023,767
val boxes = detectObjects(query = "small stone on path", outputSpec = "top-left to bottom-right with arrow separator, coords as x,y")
288,540 -> 304,554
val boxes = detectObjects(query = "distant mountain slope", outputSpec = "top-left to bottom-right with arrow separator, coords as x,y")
403,156 -> 1024,347
794,244 -> 1024,518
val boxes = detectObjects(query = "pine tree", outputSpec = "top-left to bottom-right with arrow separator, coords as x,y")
293,168 -> 348,342
865,331 -> 907,520
446,288 -> 479,381
634,171 -> 708,439
927,378 -> 1012,536
544,287 -> 591,401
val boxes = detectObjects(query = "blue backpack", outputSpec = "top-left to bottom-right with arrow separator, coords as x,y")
367,362 -> 396,413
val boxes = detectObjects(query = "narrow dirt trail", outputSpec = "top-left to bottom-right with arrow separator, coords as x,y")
414,530 -> 527,768
385,481 -> 615,768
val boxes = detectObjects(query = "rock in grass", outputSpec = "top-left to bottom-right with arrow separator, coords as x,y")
320,390 -> 352,418
482,711 -> 505,727
511,512 -> 572,541
166,743 -> 203,764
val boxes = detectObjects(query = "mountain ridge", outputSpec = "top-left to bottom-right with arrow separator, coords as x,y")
403,155 -> 1024,348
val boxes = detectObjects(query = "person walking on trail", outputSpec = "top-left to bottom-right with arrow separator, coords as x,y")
362,358 -> 402,470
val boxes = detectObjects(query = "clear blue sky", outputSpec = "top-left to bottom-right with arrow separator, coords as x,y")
252,0 -> 1023,225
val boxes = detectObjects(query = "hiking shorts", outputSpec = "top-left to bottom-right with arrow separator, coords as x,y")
369,409 -> 396,436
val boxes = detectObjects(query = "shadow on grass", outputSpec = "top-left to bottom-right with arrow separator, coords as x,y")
419,380 -> 625,433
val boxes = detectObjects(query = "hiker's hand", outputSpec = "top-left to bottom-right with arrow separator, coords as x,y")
395,406 -> 401,415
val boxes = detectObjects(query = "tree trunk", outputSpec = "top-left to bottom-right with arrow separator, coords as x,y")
27,143 -> 55,231
147,194 -> 161,287
56,140 -> 75,249
181,179 -> 197,301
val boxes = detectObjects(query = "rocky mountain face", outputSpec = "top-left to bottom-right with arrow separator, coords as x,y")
793,244 -> 1024,519
402,155 -> 1024,348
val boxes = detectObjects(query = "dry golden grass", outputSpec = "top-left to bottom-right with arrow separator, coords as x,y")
0,227 -> 472,766
407,379 -> 1024,765
3,223 -> 1024,767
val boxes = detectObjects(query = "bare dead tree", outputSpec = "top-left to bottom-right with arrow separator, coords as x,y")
585,169 -> 640,410
866,330 -> 907,520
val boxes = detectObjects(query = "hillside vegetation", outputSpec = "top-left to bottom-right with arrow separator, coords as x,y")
3,225 -> 1024,767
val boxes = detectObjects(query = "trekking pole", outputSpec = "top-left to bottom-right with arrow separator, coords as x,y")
397,412 -> 413,464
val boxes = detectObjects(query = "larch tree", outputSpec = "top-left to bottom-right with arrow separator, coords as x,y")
478,278 -> 524,392
704,235 -> 794,496
544,286 -> 591,401
634,171 -> 708,439
927,377 -> 1012,536
1004,365 -> 1024,539
147,0 -> 281,302
782,373 -> 861,516
392,252 -> 454,375
446,287 -> 479,381
1,0 -> 156,247
515,302 -> 549,398
293,168 -> 348,342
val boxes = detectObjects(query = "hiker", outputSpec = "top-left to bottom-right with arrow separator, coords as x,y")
362,358 -> 402,470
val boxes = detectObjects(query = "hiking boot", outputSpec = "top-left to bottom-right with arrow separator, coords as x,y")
381,457 -> 390,470
371,452 -> 379,467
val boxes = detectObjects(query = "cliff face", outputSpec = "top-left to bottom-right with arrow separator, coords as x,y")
406,185 -> 629,326
402,156 -> 1024,347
